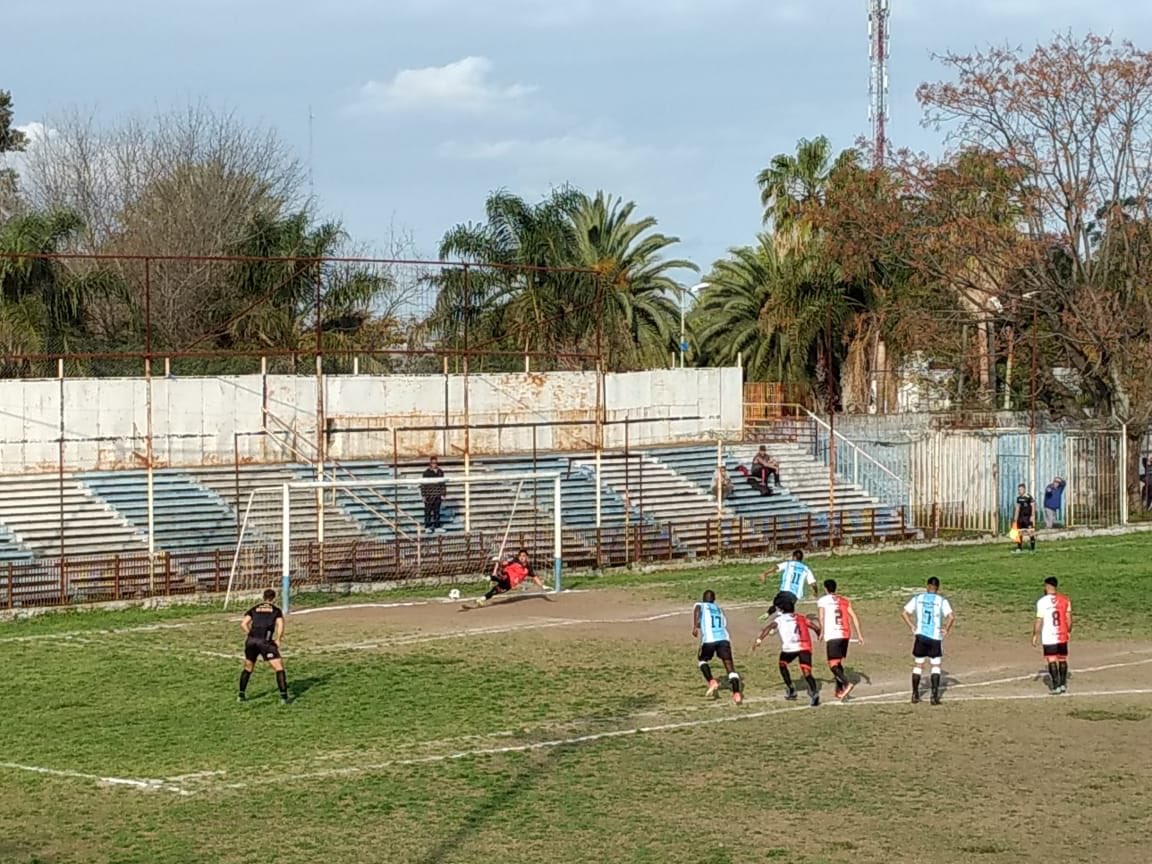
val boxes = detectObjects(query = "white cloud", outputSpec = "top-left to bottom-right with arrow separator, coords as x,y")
0,122 -> 58,176
353,56 -> 535,114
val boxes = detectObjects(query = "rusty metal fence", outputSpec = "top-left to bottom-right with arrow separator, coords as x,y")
0,506 -> 909,611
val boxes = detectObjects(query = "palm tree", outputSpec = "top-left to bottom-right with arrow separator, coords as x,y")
428,188 -> 581,366
0,209 -> 90,368
693,234 -> 869,406
173,211 -> 393,372
757,136 -> 859,242
566,191 -> 696,369
691,236 -> 787,380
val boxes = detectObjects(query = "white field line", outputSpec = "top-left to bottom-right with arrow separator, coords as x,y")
199,684 -> 1152,792
6,654 -> 1149,798
0,761 -> 191,796
0,620 -> 207,645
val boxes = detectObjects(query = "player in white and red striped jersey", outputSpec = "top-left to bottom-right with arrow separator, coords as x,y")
1032,576 -> 1073,694
817,579 -> 864,701
753,592 -> 822,707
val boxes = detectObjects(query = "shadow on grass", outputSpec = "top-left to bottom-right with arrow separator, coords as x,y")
290,671 -> 335,699
415,693 -> 660,863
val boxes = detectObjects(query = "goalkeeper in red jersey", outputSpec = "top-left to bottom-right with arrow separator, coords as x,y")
476,548 -> 546,605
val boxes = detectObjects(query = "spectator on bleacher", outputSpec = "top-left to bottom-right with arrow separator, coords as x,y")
751,445 -> 781,494
422,456 -> 446,531
1043,476 -> 1066,529
710,465 -> 733,500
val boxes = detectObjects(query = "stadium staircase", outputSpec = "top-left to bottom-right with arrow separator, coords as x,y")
569,453 -> 715,554
0,474 -> 149,558
0,523 -> 33,564
649,443 -> 914,550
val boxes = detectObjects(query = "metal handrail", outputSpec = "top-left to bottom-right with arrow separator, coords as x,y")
261,413 -> 422,541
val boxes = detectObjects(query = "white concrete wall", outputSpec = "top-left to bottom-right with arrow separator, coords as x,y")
0,367 -> 743,471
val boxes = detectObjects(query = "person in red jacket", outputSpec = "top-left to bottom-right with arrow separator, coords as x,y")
476,548 -> 546,605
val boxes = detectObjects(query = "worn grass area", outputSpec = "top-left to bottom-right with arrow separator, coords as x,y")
1,534 -> 1151,863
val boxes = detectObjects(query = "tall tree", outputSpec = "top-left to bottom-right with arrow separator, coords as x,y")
693,234 -> 868,406
917,32 -> 1152,504
0,209 -> 88,365
567,191 -> 695,369
429,188 -> 581,365
757,136 -> 859,244
0,90 -> 28,221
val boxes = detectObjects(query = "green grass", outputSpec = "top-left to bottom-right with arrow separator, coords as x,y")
1,534 -> 1151,863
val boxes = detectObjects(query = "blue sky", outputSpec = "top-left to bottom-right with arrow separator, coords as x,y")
5,0 -> 1151,276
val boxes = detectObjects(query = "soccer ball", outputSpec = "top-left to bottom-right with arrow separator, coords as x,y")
448,588 -> 461,601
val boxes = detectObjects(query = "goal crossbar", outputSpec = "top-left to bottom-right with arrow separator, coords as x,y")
226,471 -> 564,613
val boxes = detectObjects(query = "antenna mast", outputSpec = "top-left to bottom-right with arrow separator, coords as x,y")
868,0 -> 890,167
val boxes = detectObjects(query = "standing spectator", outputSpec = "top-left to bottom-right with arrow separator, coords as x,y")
710,465 -> 733,500
421,456 -> 446,531
1143,457 -> 1152,510
1043,476 -> 1066,529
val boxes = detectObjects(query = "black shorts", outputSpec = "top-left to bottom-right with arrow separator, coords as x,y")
698,640 -> 733,663
912,636 -> 943,659
779,650 -> 813,668
1017,517 -> 1034,530
1042,642 -> 1069,658
491,574 -> 511,592
826,638 -> 850,661
244,638 -> 281,663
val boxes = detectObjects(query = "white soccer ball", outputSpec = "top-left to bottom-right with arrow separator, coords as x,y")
448,588 -> 461,601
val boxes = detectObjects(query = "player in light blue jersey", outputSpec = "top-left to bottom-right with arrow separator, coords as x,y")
901,577 -> 955,705
761,548 -> 816,603
693,590 -> 743,705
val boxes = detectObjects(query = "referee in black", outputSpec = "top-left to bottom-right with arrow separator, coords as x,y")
239,588 -> 290,704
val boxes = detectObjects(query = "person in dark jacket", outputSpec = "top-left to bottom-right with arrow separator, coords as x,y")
422,456 -> 447,531
1043,476 -> 1065,529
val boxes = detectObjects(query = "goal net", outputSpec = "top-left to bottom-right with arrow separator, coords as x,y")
224,469 -> 563,610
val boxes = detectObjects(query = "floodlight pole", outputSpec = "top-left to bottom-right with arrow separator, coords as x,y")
680,282 -> 708,369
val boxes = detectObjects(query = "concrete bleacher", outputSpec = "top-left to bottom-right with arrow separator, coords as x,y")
0,474 -> 150,558
185,463 -> 365,546
79,470 -> 243,551
0,437 -> 910,590
651,443 -> 912,546
485,455 -> 685,561
0,523 -> 33,564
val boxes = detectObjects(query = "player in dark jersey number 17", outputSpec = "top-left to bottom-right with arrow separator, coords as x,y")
239,588 -> 290,705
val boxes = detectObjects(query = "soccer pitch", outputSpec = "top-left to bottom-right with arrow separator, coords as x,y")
2,536 -> 1151,864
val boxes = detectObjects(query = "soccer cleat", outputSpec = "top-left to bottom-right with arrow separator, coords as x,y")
911,693 -> 921,704
930,694 -> 941,706
784,687 -> 798,701
809,693 -> 821,708
732,691 -> 743,705
474,597 -> 486,606
237,692 -> 246,702
280,697 -> 290,706
705,679 -> 720,699
838,682 -> 855,701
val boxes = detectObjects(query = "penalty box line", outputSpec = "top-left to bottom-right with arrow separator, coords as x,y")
174,654 -> 1152,794
196,685 -> 1152,794
3,655 -> 1149,798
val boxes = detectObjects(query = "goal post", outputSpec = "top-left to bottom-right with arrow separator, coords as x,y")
224,470 -> 564,613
